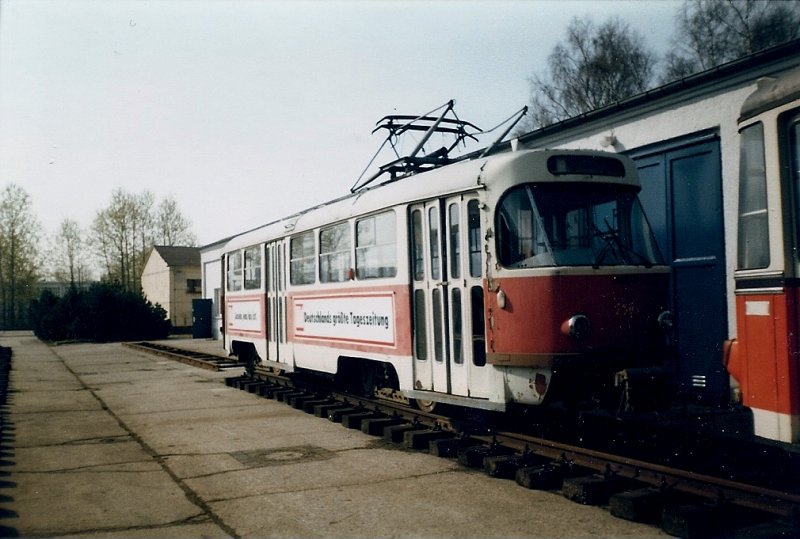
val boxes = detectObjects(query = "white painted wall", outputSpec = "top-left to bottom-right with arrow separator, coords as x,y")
201,244 -> 224,339
141,252 -> 171,316
141,250 -> 202,329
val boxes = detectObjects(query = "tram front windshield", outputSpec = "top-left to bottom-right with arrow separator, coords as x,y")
497,183 -> 664,268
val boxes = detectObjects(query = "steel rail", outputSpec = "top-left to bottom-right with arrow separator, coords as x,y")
465,429 -> 800,518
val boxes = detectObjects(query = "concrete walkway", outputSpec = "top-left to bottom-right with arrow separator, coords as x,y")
0,332 -> 665,538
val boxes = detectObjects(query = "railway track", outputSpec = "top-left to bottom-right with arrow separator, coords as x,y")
122,341 -> 244,371
135,342 -> 800,538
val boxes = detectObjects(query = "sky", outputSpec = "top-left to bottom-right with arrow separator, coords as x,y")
0,0 -> 683,251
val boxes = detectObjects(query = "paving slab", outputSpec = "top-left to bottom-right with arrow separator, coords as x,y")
210,471 -> 647,539
186,446 -> 460,502
0,332 -> 667,538
0,333 -> 231,538
14,440 -> 151,473
14,410 -> 128,447
10,468 -> 203,537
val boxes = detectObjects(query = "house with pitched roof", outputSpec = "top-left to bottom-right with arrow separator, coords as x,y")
141,245 -> 201,332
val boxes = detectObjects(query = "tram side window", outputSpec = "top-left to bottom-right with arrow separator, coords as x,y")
243,246 -> 262,290
429,207 -> 441,280
468,200 -> 482,277
451,288 -> 463,364
290,232 -> 316,285
411,210 -> 424,281
226,251 -> 243,292
320,222 -> 352,283
413,289 -> 427,360
738,123 -> 770,270
471,285 -> 486,367
449,203 -> 460,279
356,211 -> 397,279
791,117 -> 800,260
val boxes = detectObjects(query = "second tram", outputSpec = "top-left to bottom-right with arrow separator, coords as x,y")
727,65 -> 800,443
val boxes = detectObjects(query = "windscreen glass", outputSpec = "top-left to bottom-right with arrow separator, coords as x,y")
496,183 -> 664,268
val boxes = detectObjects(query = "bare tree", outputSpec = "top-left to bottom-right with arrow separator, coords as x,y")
154,195 -> 196,247
0,184 -> 41,328
50,218 -> 92,286
133,191 -> 155,284
91,189 -> 197,291
662,0 -> 800,82
521,16 -> 655,130
91,189 -> 148,291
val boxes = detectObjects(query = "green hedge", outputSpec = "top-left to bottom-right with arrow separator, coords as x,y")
30,283 -> 171,342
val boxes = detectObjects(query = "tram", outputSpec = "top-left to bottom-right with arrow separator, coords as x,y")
222,108 -> 671,412
726,65 -> 800,443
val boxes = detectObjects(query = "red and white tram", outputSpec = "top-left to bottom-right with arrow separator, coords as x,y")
727,65 -> 800,443
222,144 -> 670,412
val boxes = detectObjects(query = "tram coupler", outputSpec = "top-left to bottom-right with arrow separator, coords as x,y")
614,366 -> 671,412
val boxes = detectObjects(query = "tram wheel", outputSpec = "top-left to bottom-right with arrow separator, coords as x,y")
413,399 -> 437,413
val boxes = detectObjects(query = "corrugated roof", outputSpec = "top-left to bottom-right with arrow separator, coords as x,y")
152,245 -> 200,267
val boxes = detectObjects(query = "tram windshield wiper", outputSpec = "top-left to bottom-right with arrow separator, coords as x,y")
592,220 -> 653,269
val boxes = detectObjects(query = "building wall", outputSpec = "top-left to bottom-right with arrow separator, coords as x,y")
201,244 -> 225,339
141,253 -> 202,329
141,253 -> 171,318
171,265 -> 202,329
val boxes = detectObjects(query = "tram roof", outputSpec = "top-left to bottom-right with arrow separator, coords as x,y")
223,148 -> 638,252
739,63 -> 800,122
223,154 -> 488,251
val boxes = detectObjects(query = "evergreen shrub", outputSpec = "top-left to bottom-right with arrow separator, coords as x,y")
30,283 -> 171,342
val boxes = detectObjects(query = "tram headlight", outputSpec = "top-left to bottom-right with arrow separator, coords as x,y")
561,314 -> 591,341
657,310 -> 674,332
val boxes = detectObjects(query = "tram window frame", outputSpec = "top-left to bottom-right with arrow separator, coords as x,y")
449,203 -> 461,280
451,287 -> 463,365
468,200 -> 482,277
411,209 -> 424,281
413,288 -> 427,360
428,206 -> 441,280
243,246 -> 262,290
470,285 -> 486,367
290,231 -> 316,285
737,122 -> 770,270
495,185 -> 548,267
356,210 -> 398,279
787,112 -> 800,267
319,222 -> 352,283
226,251 -> 243,292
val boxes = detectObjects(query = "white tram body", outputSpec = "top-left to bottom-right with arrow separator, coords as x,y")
222,148 -> 669,411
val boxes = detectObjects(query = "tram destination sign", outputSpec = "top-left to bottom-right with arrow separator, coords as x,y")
294,293 -> 396,346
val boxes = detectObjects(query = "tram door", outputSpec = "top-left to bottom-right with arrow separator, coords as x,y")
410,195 -> 491,399
265,240 -> 287,363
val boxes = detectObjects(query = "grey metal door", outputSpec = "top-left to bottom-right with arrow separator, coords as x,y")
633,136 -> 728,403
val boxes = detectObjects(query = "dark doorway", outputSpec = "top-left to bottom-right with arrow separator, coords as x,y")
632,135 -> 728,403
192,298 -> 213,339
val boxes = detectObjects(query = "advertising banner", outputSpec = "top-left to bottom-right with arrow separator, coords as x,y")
227,297 -> 263,334
294,293 -> 395,346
